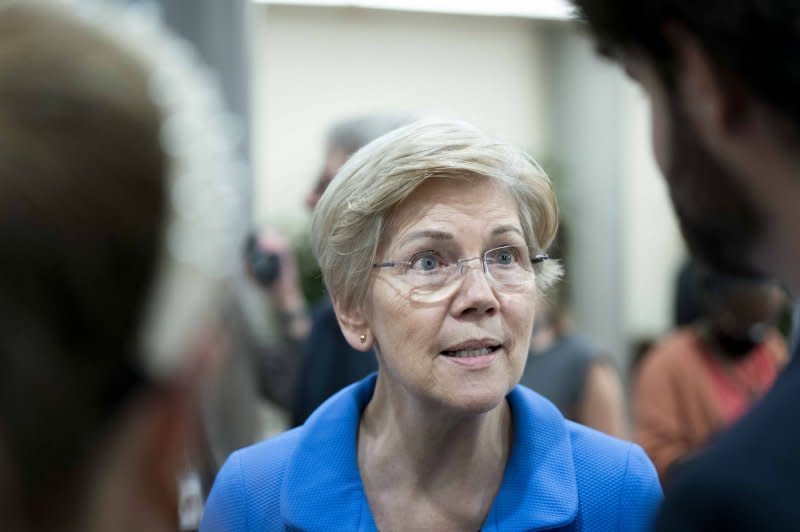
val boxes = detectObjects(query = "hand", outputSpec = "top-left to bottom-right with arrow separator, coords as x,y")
248,228 -> 311,341
249,228 -> 304,312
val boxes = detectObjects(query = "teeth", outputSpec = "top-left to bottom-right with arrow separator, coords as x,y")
449,347 -> 493,358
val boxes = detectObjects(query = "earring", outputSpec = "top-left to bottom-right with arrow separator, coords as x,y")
359,333 -> 367,344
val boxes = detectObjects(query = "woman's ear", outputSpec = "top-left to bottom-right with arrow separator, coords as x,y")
331,297 -> 374,352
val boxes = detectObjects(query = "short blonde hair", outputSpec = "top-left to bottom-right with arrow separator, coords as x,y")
312,119 -> 562,312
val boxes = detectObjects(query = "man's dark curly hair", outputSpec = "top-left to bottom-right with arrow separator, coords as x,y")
571,0 -> 800,134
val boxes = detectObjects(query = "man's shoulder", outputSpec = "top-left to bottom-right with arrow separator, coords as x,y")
656,448 -> 785,531
709,357 -> 800,466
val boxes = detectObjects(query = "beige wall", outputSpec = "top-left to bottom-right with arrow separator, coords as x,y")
253,5 -> 551,224
621,81 -> 685,341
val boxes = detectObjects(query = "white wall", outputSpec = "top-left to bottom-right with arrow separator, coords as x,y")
545,27 -> 684,366
620,81 -> 685,342
253,5 -> 551,224
544,26 -> 626,361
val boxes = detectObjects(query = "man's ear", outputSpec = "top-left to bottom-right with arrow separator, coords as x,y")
664,23 -> 748,141
331,296 -> 374,352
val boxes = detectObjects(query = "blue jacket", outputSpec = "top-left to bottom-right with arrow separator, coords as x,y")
202,374 -> 662,531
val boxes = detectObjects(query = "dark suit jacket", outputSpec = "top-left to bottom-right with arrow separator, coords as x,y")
655,343 -> 800,531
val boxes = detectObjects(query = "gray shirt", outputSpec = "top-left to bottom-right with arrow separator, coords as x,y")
519,334 -> 601,421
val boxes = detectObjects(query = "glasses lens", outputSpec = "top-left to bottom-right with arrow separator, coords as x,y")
408,282 -> 461,303
485,245 -> 535,288
404,263 -> 458,303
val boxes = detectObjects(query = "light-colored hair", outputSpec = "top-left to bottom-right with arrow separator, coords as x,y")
312,119 -> 562,312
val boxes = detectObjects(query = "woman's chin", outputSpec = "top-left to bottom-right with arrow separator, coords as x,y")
427,357 -> 517,414
433,384 -> 510,415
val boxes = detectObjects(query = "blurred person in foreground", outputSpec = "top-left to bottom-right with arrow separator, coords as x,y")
521,223 -> 628,438
634,269 -> 787,483
0,3 -> 245,531
201,120 -> 662,531
248,115 -> 409,424
572,0 -> 800,529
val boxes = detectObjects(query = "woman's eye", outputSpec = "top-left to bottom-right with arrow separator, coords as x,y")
411,253 -> 441,271
492,247 -> 517,265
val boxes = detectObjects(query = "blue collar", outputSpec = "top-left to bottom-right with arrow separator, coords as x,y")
281,374 -> 578,531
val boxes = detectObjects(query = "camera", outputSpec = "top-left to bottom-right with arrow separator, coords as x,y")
244,233 -> 281,286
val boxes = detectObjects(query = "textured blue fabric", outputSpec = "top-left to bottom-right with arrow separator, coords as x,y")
201,374 -> 662,531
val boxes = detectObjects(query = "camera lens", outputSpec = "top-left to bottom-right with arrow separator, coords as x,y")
245,234 -> 281,286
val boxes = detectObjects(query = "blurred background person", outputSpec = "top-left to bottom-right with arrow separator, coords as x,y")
246,114 -> 410,426
240,228 -> 311,412
0,2 -> 247,531
633,267 -> 787,483
202,120 -> 661,531
520,223 -> 628,438
290,114 -> 412,426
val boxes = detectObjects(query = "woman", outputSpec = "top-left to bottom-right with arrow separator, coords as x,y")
202,120 -> 661,531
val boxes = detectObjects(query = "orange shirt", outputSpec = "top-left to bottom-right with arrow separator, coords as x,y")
702,344 -> 781,424
633,327 -> 786,484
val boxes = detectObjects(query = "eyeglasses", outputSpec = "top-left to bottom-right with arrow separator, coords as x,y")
373,244 -> 549,303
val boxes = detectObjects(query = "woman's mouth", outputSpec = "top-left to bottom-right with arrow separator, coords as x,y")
440,339 -> 503,369
441,345 -> 501,358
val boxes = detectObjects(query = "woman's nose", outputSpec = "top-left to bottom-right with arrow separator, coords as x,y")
451,260 -> 499,316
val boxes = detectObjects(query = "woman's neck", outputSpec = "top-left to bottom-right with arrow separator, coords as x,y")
357,371 -> 512,529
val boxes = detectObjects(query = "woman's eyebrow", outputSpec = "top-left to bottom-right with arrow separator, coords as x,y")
398,226 -> 522,247
491,224 -> 524,237
399,230 -> 454,247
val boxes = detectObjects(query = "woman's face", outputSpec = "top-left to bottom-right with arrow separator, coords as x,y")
365,177 -> 538,413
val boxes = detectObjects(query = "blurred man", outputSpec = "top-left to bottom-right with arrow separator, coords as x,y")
0,4 -> 242,531
248,115 -> 410,425
572,0 -> 800,529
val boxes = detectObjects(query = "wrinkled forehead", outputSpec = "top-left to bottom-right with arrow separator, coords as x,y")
378,176 -> 523,254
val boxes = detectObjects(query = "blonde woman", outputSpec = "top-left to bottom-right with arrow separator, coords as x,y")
203,121 -> 661,531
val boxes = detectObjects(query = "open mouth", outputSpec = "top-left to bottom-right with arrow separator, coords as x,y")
441,345 -> 501,358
